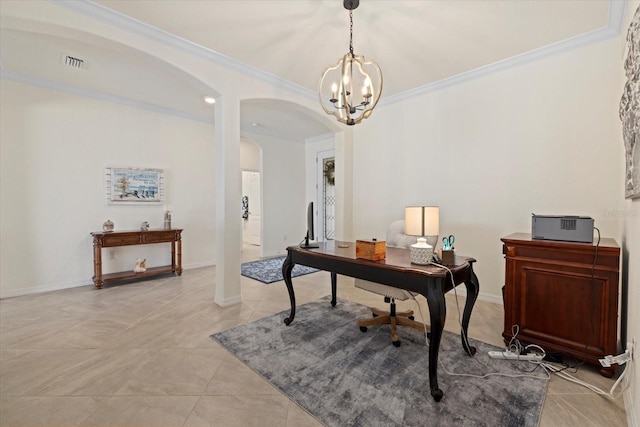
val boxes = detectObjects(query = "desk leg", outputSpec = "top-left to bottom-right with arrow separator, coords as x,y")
282,252 -> 296,325
424,278 -> 446,402
330,272 -> 337,307
461,264 -> 479,356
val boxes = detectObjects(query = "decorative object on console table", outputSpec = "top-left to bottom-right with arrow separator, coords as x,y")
355,239 -> 386,261
102,220 -> 114,232
501,233 -> 620,377
90,228 -> 183,289
164,209 -> 172,230
140,221 -> 150,231
133,258 -> 147,273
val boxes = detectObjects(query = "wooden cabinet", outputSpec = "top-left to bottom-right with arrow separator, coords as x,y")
91,229 -> 183,289
501,233 -> 620,377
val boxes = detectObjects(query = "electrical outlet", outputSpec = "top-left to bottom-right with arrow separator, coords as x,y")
108,249 -> 116,260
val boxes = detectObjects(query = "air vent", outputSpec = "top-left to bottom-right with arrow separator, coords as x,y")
560,218 -> 577,230
61,54 -> 86,69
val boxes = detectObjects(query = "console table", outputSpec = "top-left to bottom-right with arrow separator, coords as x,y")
90,229 -> 183,289
282,241 -> 479,402
501,233 -> 620,377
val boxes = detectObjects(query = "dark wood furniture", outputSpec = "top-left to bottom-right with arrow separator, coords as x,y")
91,229 -> 183,289
281,241 -> 479,402
501,233 -> 620,377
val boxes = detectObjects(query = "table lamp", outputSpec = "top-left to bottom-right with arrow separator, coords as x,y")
405,206 -> 439,265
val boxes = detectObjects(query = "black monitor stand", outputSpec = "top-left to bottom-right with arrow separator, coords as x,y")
299,232 -> 319,249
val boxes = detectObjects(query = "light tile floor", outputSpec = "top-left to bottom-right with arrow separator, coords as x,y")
0,245 -> 628,426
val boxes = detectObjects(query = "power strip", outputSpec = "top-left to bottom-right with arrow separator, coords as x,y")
488,350 -> 544,362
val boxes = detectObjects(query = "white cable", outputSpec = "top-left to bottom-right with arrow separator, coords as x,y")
540,361 -> 629,400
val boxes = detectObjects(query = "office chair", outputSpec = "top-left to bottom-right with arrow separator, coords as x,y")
355,220 -> 429,347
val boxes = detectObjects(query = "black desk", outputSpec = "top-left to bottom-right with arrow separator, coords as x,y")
281,241 -> 479,402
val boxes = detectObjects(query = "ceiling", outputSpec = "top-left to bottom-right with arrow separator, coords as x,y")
0,0 -> 618,142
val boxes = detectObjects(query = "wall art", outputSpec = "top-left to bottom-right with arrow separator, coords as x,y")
620,5 -> 640,199
105,167 -> 164,205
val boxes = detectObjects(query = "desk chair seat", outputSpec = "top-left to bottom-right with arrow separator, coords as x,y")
355,220 -> 430,347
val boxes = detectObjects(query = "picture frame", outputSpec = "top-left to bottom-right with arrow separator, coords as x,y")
105,167 -> 164,205
621,5 -> 640,199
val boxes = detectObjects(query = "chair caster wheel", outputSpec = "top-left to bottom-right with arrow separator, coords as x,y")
360,326 -> 367,332
393,340 -> 401,347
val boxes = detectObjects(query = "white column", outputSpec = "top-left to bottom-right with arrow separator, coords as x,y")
214,93 -> 243,306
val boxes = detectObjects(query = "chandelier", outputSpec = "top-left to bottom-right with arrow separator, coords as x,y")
318,0 -> 383,126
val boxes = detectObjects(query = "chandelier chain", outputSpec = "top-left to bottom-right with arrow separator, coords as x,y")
349,10 -> 354,55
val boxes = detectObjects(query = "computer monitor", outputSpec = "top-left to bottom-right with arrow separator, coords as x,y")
300,201 -> 319,249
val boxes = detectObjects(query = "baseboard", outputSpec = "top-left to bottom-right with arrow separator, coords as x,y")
450,287 -> 503,306
0,262 -> 215,299
0,279 -> 92,299
624,363 -> 638,427
214,294 -> 243,307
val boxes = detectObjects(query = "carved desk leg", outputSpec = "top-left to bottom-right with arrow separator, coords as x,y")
461,263 -> 479,356
282,252 -> 296,325
424,278 -> 446,402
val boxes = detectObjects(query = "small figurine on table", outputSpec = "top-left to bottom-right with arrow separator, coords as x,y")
134,258 -> 147,273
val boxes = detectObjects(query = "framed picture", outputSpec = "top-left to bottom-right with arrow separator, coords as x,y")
105,167 -> 164,205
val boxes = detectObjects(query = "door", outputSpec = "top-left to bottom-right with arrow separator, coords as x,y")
242,171 -> 261,245
317,150 -> 335,242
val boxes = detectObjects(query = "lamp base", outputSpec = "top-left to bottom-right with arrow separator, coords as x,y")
410,238 -> 433,265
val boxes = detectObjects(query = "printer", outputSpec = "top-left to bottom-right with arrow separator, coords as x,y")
531,214 -> 594,243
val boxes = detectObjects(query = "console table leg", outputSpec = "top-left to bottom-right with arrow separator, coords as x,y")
282,252 -> 296,325
175,238 -> 183,275
92,241 -> 103,289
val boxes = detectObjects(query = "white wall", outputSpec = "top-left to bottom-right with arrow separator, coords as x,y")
240,139 -> 260,171
351,36 -> 624,303
0,80 -> 216,297
243,132 -> 307,257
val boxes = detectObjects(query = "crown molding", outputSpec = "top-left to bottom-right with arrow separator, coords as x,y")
49,0 -> 625,110
51,0 -> 315,100
1,69 -> 215,124
381,0 -> 626,106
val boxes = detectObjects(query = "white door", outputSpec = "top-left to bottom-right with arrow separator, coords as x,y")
242,171 -> 261,246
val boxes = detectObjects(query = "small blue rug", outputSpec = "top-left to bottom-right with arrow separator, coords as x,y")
241,256 -> 320,284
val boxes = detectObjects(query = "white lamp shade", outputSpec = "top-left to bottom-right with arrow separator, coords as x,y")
404,206 -> 439,237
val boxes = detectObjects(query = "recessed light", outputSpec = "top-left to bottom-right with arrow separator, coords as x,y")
204,96 -> 216,104
251,122 -> 260,127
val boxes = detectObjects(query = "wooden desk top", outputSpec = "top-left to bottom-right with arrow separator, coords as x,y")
288,240 -> 475,279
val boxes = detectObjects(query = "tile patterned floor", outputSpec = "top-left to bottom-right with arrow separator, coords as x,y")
0,245 -> 627,426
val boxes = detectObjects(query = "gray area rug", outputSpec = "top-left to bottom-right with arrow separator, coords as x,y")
241,256 -> 319,284
211,296 -> 548,427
